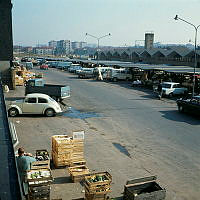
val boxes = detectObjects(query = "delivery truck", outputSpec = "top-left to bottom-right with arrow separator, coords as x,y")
25,79 -> 70,102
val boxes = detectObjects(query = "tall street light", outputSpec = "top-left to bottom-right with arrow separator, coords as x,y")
174,15 -> 200,96
86,33 -> 111,65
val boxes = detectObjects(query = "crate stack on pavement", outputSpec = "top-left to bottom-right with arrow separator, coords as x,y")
70,131 -> 85,166
51,131 -> 85,168
52,135 -> 73,168
12,67 -> 35,86
26,168 -> 53,200
27,150 -> 52,200
31,150 -> 50,170
83,172 -> 112,200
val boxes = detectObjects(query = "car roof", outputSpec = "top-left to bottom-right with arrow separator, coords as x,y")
162,82 -> 180,84
26,93 -> 50,98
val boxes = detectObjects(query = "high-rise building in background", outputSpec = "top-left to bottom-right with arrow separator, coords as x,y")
48,40 -> 57,48
71,41 -> 87,50
56,40 -> 71,55
145,32 -> 154,49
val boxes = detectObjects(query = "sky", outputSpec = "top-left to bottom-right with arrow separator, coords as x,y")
12,0 -> 200,47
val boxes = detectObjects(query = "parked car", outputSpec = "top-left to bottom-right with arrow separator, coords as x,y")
25,79 -> 70,102
40,64 -> 49,70
161,82 -> 188,97
177,95 -> 200,114
78,68 -> 94,78
56,61 -> 72,70
68,64 -> 82,73
23,62 -> 33,70
7,93 -> 62,117
47,61 -> 58,68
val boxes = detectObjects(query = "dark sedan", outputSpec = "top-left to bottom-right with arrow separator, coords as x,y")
177,96 -> 200,114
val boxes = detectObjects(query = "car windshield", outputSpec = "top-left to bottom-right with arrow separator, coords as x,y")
162,83 -> 171,88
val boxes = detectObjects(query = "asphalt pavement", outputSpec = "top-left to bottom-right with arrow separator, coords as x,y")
6,67 -> 200,200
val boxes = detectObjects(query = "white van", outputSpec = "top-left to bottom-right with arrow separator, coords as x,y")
106,68 -> 132,81
93,67 -> 113,80
161,82 -> 188,97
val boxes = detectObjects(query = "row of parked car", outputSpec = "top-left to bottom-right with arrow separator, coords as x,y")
45,60 -> 133,81
35,59 -> 200,117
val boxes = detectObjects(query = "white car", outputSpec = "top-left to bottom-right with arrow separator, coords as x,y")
161,82 -> 188,97
7,93 -> 62,117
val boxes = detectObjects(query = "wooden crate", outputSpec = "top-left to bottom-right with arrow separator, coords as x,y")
52,135 -> 73,153
85,193 -> 107,200
36,149 -> 49,157
52,150 -> 71,168
69,158 -> 86,167
71,152 -> 84,160
26,169 -> 53,190
15,76 -> 24,86
84,172 -> 112,195
31,150 -> 50,169
68,165 -> 90,182
123,176 -> 166,200
28,185 -> 50,200
31,160 -> 50,170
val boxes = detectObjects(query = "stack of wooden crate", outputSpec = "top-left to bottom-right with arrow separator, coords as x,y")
71,138 -> 84,163
26,169 -> 53,200
84,172 -> 112,200
15,75 -> 24,86
52,135 -> 73,168
31,150 -> 50,170
52,133 -> 85,168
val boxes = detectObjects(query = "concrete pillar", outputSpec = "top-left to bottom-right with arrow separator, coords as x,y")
0,0 -> 14,89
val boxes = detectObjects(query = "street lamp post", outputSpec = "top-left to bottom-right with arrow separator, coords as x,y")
174,15 -> 200,96
85,33 -> 111,65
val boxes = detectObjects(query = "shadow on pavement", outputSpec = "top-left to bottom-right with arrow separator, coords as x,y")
53,176 -> 72,184
160,110 -> 200,125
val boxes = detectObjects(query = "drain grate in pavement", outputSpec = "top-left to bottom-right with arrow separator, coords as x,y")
113,143 -> 131,158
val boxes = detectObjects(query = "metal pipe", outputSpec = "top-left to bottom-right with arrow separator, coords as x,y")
174,15 -> 200,96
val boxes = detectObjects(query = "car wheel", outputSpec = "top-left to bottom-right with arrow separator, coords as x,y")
8,108 -> 19,117
178,105 -> 184,113
45,108 -> 55,117
169,93 -> 173,98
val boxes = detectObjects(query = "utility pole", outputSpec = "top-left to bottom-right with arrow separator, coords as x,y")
0,0 -> 14,89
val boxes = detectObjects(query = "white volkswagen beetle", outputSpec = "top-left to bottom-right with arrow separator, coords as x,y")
7,93 -> 62,117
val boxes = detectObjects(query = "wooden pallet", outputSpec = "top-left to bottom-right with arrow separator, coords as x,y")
68,165 -> 90,182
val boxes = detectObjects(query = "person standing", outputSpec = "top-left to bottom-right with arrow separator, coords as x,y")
16,147 -> 36,198
157,80 -> 163,99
